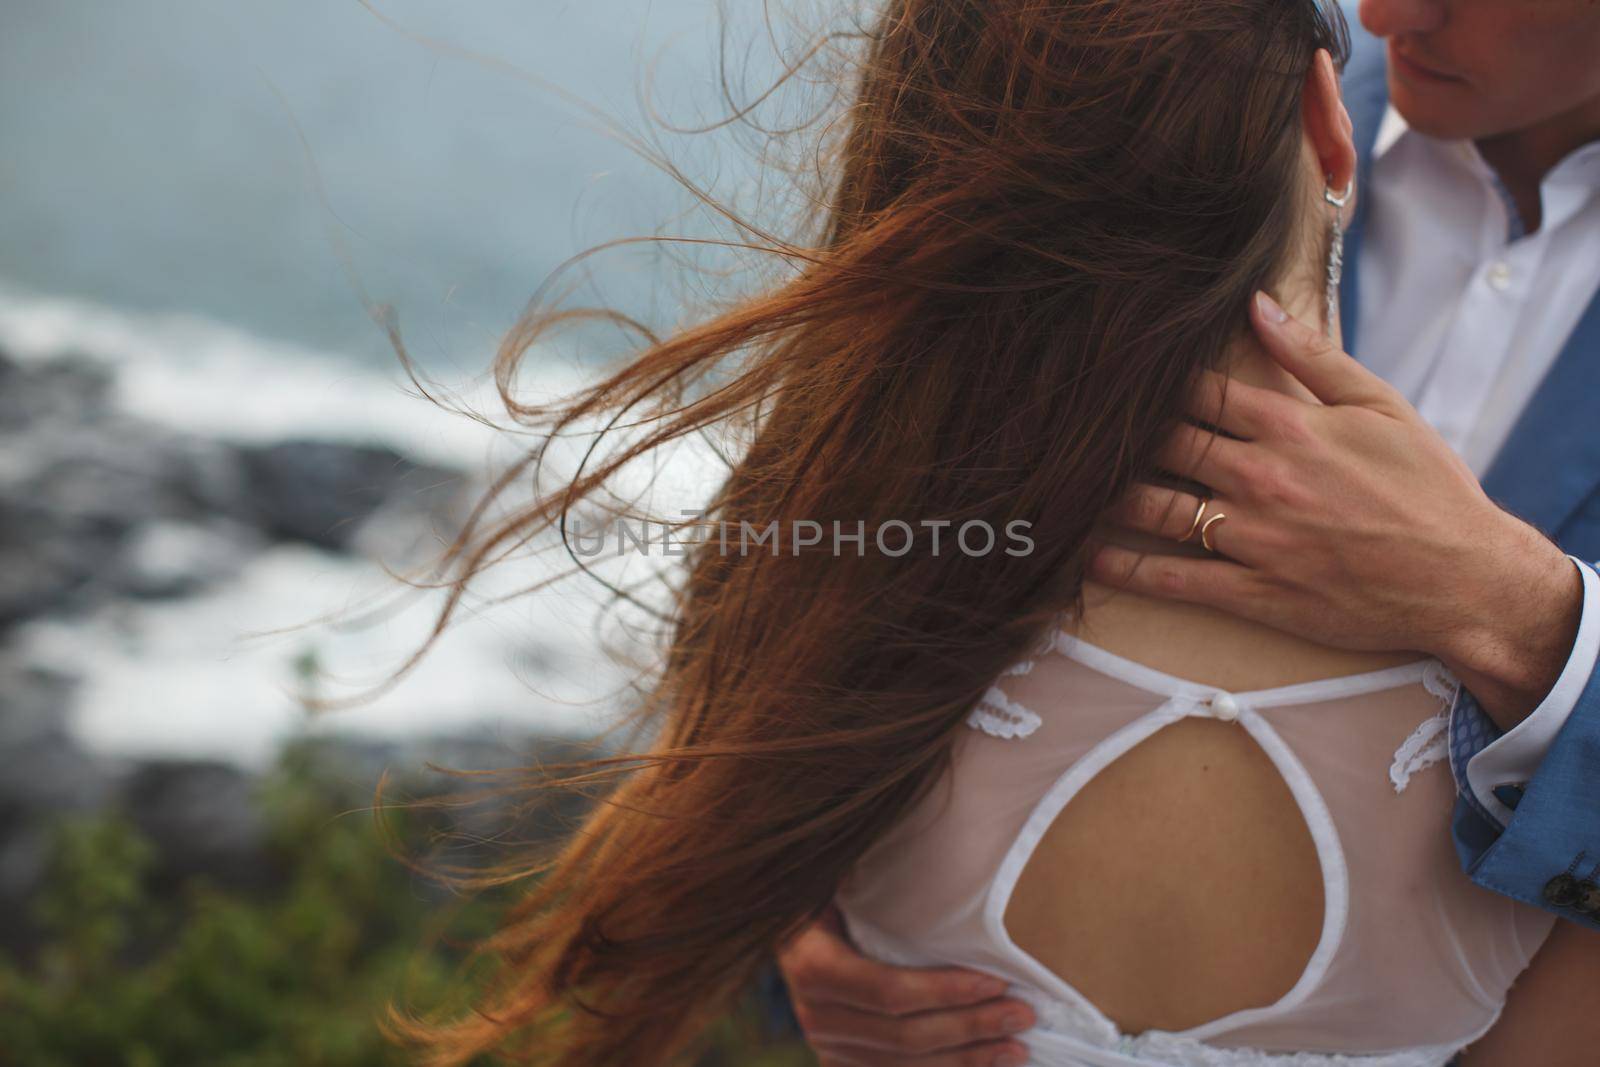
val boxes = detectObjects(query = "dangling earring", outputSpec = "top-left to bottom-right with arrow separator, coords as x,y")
1323,178 -> 1351,340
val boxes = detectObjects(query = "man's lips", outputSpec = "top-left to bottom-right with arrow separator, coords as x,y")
1389,41 -> 1466,84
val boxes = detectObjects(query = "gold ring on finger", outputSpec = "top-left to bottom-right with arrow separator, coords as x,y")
1179,497 -> 1210,543
1200,512 -> 1227,553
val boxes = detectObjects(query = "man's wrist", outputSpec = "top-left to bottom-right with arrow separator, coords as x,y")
1439,511 -> 1583,731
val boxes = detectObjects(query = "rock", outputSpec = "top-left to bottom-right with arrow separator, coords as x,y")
236,439 -> 468,553
0,655 -> 115,821
0,420 -> 244,622
0,505 -> 121,624
0,350 -> 254,624
0,346 -> 470,627
0,655 -> 117,950
117,759 -> 273,895
0,348 -> 115,430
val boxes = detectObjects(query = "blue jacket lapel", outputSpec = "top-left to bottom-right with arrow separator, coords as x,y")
1481,301 -> 1600,535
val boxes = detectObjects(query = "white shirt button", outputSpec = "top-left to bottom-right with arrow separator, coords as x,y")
1210,692 -> 1241,722
1486,261 -> 1512,292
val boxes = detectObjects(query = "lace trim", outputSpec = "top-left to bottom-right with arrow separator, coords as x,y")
1022,992 -> 1461,1066
1116,1030 -> 1456,1066
966,685 -> 1043,739
1386,663 -> 1459,794
1421,660 -> 1460,705
1388,713 -> 1449,794
1024,998 -> 1465,1062
1025,991 -> 1119,1046
965,654 -> 1044,738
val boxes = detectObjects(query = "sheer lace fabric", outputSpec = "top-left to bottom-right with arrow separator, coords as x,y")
834,630 -> 1554,1066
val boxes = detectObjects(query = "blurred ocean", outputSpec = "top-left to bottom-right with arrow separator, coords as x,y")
0,0 -> 764,368
0,1 -> 790,764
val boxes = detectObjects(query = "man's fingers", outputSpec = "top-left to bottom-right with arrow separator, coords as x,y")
1088,543 -> 1260,606
1155,423 -> 1248,495
800,996 -> 1034,1063
1250,290 -> 1401,411
1108,485 -> 1228,544
778,910 -> 1011,1017
1186,369 -> 1280,439
813,952 -> 1012,1018
779,909 -> 1034,1065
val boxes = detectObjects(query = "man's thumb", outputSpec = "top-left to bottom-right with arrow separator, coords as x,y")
1250,290 -> 1393,409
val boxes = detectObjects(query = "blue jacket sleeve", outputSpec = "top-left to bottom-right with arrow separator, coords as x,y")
1453,635 -> 1600,928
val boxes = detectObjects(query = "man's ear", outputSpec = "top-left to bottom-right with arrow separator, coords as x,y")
1303,48 -> 1357,197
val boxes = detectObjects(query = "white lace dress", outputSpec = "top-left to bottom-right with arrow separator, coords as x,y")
833,622 -> 1555,1066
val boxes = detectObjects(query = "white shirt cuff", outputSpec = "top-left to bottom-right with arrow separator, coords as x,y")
1465,556 -> 1600,826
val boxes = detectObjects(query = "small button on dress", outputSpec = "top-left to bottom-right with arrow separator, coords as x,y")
1210,692 -> 1241,722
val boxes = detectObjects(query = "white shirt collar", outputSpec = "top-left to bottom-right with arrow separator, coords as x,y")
1369,103 -> 1600,233
1371,103 -> 1410,163
1549,135 -> 1600,191
1371,104 -> 1488,179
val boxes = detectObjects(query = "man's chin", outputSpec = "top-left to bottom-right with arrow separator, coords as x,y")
1386,73 -> 1493,141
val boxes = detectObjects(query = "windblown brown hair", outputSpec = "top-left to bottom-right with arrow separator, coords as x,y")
380,0 -> 1350,1062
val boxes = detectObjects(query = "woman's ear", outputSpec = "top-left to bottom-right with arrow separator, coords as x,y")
1302,48 -> 1357,198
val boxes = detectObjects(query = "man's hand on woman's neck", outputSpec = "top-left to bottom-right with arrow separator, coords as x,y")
1099,283 -> 1338,565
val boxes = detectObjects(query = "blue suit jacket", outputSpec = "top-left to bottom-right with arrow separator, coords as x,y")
1339,14 -> 1600,930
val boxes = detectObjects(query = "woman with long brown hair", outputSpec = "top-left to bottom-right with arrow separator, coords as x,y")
376,0 -> 1596,1063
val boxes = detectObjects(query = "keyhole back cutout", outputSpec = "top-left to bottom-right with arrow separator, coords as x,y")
1002,714 -> 1325,1035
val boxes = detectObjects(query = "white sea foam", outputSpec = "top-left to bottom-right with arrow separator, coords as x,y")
0,284 -> 729,767
14,542 -> 639,770
0,281 -> 557,469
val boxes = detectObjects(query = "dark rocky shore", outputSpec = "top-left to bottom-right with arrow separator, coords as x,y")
0,345 -> 599,955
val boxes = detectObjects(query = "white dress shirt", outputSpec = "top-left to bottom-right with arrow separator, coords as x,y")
1356,104 -> 1600,825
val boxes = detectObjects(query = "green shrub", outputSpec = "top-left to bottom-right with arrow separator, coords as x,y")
0,739 -> 813,1067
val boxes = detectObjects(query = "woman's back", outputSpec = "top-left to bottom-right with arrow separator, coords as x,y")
834,585 -> 1555,1065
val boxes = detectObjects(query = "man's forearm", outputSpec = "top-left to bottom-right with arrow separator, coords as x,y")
1440,510 -> 1585,730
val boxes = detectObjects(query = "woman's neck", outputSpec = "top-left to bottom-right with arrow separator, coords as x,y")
1221,277 -> 1336,406
1101,277 -> 1335,566
1072,281 -> 1430,689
